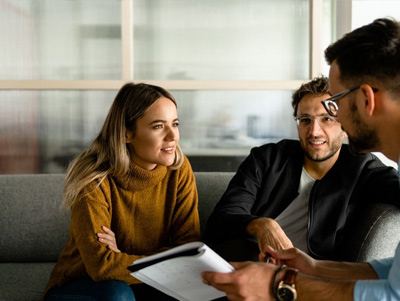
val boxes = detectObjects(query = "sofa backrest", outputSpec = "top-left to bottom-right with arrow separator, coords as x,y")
341,203 -> 400,262
1,173 -> 400,264
0,172 -> 233,263
194,172 -> 234,234
0,174 -> 68,263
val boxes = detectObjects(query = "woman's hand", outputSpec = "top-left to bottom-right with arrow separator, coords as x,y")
97,226 -> 121,253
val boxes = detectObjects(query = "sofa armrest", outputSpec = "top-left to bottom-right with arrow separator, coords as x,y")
342,203 -> 400,262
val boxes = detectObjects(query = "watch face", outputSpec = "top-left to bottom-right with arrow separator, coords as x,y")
277,286 -> 295,301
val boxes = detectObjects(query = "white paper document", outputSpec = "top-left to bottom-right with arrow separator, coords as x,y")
128,241 -> 234,301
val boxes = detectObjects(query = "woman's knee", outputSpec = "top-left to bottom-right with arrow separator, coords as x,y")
101,280 -> 135,301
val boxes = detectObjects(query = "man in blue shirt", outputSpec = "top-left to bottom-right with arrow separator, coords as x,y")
202,18 -> 400,300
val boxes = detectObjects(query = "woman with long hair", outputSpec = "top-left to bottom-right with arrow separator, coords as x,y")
43,82 -> 200,300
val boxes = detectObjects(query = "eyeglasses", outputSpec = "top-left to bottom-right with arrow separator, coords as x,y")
294,114 -> 337,129
321,86 -> 379,117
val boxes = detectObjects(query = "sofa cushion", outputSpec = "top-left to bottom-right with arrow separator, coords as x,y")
0,262 -> 55,301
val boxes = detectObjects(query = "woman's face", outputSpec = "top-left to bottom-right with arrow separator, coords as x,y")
126,97 -> 180,170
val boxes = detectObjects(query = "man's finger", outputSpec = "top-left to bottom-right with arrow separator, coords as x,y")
202,271 -> 236,285
230,261 -> 254,269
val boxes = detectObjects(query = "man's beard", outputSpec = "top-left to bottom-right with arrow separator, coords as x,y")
347,101 -> 380,154
301,135 -> 342,162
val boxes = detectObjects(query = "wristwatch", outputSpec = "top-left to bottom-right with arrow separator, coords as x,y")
276,267 -> 298,301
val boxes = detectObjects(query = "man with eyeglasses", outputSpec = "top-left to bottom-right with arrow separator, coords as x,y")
203,18 -> 400,300
205,75 -> 400,264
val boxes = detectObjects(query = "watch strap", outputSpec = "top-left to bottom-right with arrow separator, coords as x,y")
273,265 -> 287,298
276,268 -> 298,301
282,268 -> 298,286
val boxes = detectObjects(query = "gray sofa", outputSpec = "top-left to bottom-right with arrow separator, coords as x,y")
1,173 -> 400,301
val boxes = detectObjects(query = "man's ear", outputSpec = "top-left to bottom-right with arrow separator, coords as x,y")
359,84 -> 377,117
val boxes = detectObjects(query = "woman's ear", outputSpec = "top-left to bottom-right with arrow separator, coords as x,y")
359,84 -> 376,117
125,130 -> 133,143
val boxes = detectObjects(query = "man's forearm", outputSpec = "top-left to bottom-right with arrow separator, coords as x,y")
246,217 -> 278,237
312,260 -> 378,280
246,217 -> 294,253
271,245 -> 379,281
296,272 -> 355,301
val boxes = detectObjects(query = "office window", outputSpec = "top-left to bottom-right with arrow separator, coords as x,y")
0,90 -> 115,173
133,0 -> 309,80
0,89 -> 297,174
0,0 -> 121,80
175,90 -> 297,152
1,0 -> 398,173
352,0 -> 400,29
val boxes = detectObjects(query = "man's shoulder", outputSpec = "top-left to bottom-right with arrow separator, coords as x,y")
248,139 -> 302,164
337,145 -> 397,176
256,139 -> 301,154
339,144 -> 382,164
276,139 -> 301,149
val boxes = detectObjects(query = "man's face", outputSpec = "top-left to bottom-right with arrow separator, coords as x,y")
328,61 -> 380,154
297,93 -> 345,162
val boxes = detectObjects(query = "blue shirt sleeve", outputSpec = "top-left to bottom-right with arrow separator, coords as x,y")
354,243 -> 400,300
369,257 -> 394,279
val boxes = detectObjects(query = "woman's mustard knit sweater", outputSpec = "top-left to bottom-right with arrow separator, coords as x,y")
43,156 -> 200,296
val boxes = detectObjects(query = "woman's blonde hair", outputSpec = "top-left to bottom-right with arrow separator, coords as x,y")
62,82 -> 184,210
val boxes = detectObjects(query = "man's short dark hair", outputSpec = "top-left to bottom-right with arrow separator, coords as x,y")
292,75 -> 330,117
325,18 -> 400,97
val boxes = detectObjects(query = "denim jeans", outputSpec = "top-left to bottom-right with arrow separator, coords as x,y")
44,278 -> 176,301
45,278 -> 135,301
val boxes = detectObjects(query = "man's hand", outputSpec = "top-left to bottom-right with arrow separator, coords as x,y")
247,218 -> 293,263
97,226 -> 121,253
269,246 -> 377,280
266,246 -> 316,275
202,261 -> 276,301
